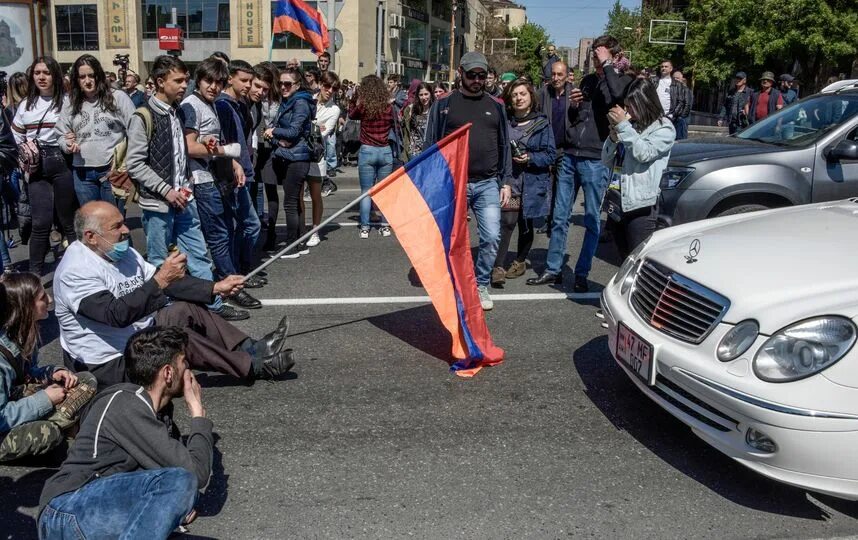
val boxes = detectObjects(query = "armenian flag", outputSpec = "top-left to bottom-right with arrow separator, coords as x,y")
272,0 -> 330,54
369,125 -> 504,377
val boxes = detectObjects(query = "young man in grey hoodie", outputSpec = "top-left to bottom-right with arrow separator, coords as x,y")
38,327 -> 211,538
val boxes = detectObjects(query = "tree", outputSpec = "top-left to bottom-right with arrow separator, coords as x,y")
481,15 -> 522,75
686,0 -> 858,90
510,22 -> 551,83
604,0 -> 685,72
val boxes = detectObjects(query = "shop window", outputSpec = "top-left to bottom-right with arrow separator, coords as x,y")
55,5 -> 99,51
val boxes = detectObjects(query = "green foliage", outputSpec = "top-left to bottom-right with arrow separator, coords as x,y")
603,1 -> 685,71
686,0 -> 858,87
510,22 -> 551,83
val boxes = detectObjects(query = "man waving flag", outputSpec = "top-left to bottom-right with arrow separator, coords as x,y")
370,125 -> 505,377
272,0 -> 330,53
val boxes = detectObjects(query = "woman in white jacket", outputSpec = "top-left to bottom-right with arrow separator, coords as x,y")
303,72 -> 341,248
602,78 -> 676,257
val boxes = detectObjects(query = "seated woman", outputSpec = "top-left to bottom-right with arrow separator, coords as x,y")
0,273 -> 96,462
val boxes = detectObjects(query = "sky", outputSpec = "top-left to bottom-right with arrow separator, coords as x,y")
518,0 -> 641,49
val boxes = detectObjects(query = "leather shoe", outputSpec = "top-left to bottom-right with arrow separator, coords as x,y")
244,275 -> 267,289
254,315 -> 290,359
217,305 -> 250,321
256,349 -> 296,380
526,272 -> 562,286
574,275 -> 589,293
228,290 -> 262,309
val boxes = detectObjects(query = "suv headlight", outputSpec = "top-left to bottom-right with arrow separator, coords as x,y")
660,167 -> 695,190
753,317 -> 857,382
613,236 -> 651,295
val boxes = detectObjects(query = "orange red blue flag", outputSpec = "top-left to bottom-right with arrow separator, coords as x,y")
272,0 -> 330,54
369,125 -> 504,377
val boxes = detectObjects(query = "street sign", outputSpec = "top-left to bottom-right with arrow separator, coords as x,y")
158,27 -> 184,51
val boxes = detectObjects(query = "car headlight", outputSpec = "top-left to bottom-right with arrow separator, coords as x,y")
717,320 -> 759,362
753,317 -> 857,382
660,167 -> 695,190
613,237 -> 651,294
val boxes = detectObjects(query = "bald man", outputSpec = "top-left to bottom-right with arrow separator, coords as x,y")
52,202 -> 295,390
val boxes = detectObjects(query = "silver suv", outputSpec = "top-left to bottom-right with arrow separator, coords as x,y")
658,81 -> 858,226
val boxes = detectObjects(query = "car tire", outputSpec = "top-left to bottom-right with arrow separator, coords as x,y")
716,204 -> 769,217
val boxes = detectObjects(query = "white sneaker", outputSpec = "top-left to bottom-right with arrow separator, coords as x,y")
298,245 -> 310,255
279,251 -> 300,259
359,228 -> 370,239
306,232 -> 321,247
302,185 -> 311,202
379,226 -> 392,237
477,285 -> 493,311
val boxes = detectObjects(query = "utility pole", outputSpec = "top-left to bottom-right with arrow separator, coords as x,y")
376,0 -> 384,76
327,0 -> 336,70
448,0 -> 457,83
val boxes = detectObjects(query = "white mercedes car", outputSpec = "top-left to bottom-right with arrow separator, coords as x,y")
600,199 -> 858,500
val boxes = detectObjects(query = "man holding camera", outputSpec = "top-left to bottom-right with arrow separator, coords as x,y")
527,35 -> 631,292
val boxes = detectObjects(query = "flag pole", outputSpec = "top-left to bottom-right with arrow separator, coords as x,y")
244,189 -> 373,279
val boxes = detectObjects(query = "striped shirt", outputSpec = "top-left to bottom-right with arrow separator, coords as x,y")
12,96 -> 66,146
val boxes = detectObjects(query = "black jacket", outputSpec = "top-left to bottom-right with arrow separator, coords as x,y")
537,82 -> 575,149
39,383 -> 214,513
0,108 -> 18,174
567,67 -> 632,160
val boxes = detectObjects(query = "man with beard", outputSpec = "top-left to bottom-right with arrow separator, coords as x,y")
39,327 -> 212,538
424,51 -> 513,311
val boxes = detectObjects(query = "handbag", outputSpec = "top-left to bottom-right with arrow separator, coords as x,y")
603,144 -> 625,222
17,105 -> 52,177
306,123 -> 324,162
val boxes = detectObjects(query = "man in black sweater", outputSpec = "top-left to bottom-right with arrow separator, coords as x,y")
39,327 -> 211,538
528,35 -> 631,292
53,201 -> 294,390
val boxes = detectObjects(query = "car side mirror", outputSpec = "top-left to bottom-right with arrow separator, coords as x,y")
827,140 -> 858,162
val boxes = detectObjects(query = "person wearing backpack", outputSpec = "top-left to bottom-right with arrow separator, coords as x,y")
491,79 -> 555,288
125,55 -> 234,321
263,67 -> 316,258
11,56 -> 76,277
55,55 -> 136,209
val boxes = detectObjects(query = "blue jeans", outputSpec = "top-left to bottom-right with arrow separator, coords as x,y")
466,179 -> 501,287
545,154 -> 609,278
73,165 -> 116,207
227,185 -> 261,273
358,145 -> 393,227
39,468 -> 197,540
674,117 -> 688,140
324,134 -> 337,171
141,200 -> 223,311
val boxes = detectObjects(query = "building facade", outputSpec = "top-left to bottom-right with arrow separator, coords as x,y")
0,0 -> 505,84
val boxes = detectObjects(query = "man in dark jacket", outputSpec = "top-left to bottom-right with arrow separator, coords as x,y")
536,60 -> 574,232
672,70 -> 693,140
53,201 -> 295,390
653,59 -> 688,131
747,71 -> 783,125
424,51 -> 514,311
528,35 -> 631,292
39,327 -> 212,538
539,44 -> 561,84
718,71 -> 752,134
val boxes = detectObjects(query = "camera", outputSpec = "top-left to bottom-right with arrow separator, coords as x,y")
113,54 -> 130,69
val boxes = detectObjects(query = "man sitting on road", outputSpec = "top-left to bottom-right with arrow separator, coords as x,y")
39,327 -> 212,538
54,201 -> 294,390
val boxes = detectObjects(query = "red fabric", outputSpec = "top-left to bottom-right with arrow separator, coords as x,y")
349,103 -> 393,147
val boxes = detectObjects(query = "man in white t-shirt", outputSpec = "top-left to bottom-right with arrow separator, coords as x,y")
54,202 -> 296,390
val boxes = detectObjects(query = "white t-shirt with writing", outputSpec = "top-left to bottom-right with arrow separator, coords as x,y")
657,77 -> 672,115
54,241 -> 157,366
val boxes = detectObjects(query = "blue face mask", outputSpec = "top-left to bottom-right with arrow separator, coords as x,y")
99,234 -> 130,262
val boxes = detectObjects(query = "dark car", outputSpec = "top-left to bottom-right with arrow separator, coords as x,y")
658,82 -> 858,226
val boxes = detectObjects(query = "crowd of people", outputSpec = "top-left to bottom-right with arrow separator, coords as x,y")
0,32 -> 697,535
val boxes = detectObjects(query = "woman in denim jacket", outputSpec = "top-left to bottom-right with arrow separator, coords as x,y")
0,273 -> 95,462
602,79 -> 676,257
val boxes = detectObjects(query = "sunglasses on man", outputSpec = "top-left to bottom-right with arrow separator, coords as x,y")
464,70 -> 488,80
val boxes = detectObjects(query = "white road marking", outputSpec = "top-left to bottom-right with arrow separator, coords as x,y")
276,222 -> 359,227
260,292 -> 601,306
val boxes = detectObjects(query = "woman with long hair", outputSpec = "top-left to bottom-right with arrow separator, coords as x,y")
0,273 -> 96,462
264,67 -> 316,258
11,56 -> 76,277
5,72 -> 28,120
252,62 -> 283,251
602,78 -> 675,257
491,79 -> 555,287
433,82 -> 450,100
348,74 -> 395,239
56,54 -> 136,208
402,82 -> 434,160
303,71 -> 341,248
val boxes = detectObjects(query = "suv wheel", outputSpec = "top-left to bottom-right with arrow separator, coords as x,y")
716,204 -> 769,217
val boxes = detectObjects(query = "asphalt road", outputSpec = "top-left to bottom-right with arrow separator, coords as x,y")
2,170 -> 858,539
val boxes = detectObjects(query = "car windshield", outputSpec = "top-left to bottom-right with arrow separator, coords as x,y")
737,94 -> 858,146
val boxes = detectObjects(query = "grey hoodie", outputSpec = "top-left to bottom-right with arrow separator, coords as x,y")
55,89 -> 136,168
39,383 -> 213,513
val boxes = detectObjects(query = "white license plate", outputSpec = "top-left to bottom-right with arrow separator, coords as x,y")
617,322 -> 654,385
